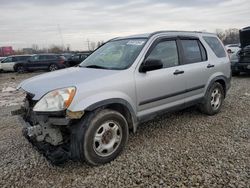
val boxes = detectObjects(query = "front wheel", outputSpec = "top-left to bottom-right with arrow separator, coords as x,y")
71,109 -> 129,166
199,82 -> 224,115
49,64 -> 58,71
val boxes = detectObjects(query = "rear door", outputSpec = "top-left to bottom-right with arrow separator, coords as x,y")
178,37 -> 210,103
34,55 -> 52,70
135,37 -> 187,118
40,55 -> 51,69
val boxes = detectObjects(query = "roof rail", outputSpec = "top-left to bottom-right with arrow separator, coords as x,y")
149,30 -> 214,38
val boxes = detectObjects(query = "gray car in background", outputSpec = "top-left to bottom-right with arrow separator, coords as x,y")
14,31 -> 231,165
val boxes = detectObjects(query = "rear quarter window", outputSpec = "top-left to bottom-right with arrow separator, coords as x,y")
203,36 -> 226,58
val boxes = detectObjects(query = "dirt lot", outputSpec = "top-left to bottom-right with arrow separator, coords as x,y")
0,72 -> 249,188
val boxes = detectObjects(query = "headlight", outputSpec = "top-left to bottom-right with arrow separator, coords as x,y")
33,87 -> 76,112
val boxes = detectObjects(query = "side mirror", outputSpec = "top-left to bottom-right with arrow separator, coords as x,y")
139,59 -> 163,73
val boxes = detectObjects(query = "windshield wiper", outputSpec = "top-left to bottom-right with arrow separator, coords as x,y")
81,65 -> 109,69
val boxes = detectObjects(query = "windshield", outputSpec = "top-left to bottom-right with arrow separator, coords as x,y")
80,38 -> 147,70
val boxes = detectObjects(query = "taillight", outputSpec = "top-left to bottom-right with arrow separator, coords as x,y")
59,57 -> 65,64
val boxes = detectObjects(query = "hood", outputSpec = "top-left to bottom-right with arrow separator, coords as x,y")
19,67 -> 119,100
240,27 -> 250,48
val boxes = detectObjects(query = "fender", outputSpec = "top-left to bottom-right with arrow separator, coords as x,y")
203,75 -> 231,102
208,75 -> 231,93
70,96 -> 138,133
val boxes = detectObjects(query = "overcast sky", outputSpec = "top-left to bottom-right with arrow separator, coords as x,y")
0,0 -> 249,50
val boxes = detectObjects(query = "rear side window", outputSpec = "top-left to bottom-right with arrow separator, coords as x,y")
18,56 -> 30,61
30,55 -> 39,61
47,55 -> 57,60
180,40 -> 207,64
39,55 -> 46,60
203,36 -> 226,58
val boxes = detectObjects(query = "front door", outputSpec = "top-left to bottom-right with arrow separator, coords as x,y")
135,38 -> 187,119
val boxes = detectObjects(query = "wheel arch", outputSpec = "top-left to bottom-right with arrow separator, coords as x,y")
85,99 -> 138,133
205,75 -> 231,97
13,63 -> 23,71
206,75 -> 230,97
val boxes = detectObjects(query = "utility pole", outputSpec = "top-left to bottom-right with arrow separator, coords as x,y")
57,24 -> 65,50
86,39 -> 90,51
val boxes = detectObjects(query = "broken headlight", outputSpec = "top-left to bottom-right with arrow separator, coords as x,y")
33,87 -> 76,112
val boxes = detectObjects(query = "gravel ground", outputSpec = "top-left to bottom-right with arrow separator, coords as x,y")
0,72 -> 249,188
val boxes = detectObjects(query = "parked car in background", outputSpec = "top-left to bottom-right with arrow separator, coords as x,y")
67,53 -> 90,67
14,31 -> 231,165
231,26 -> 250,76
15,54 -> 67,73
0,55 -> 31,72
225,44 -> 240,54
0,57 -> 5,72
61,53 -> 74,61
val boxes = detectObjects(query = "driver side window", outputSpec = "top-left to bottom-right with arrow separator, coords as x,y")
146,40 -> 179,68
3,57 -> 13,63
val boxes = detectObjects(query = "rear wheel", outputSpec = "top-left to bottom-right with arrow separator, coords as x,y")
49,64 -> 58,71
16,66 -> 25,73
199,82 -> 224,115
71,109 -> 129,166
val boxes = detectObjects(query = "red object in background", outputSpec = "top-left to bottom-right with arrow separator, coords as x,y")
0,46 -> 14,56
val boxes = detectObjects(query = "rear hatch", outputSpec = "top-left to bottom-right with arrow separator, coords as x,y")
239,27 -> 250,63
240,27 -> 250,48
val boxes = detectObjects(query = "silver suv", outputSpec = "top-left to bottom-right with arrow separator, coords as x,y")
14,31 -> 231,165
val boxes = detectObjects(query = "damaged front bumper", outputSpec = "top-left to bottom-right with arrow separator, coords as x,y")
11,100 -> 84,165
12,106 -> 71,146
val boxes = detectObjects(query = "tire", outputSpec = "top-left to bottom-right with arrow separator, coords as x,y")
16,66 -> 25,73
199,82 -> 224,115
49,64 -> 58,71
232,71 -> 240,76
71,109 -> 129,166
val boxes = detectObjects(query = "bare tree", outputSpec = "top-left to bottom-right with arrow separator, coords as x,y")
97,41 -> 105,48
32,44 -> 39,52
66,44 -> 70,52
216,28 -> 240,45
48,45 -> 64,53
90,42 -> 96,51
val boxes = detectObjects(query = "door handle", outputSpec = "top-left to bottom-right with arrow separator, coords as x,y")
173,70 -> 184,75
207,64 -> 215,68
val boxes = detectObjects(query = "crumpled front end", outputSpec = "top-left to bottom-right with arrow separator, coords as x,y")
12,92 -> 75,164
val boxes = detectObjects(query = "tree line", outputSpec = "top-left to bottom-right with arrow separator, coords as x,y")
14,28 -> 241,55
216,28 -> 240,45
